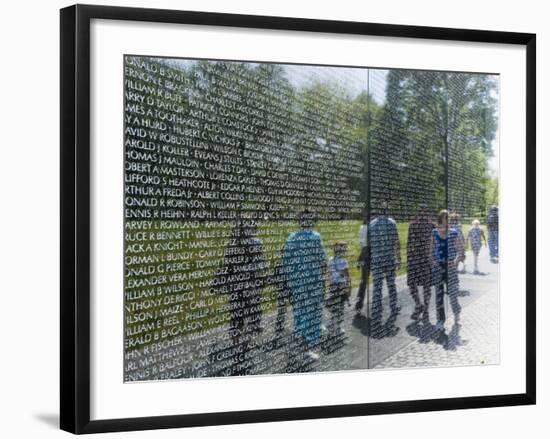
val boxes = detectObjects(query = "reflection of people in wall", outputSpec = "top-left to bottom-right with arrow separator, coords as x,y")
272,249 -> 291,336
467,219 -> 487,274
217,213 -> 268,340
406,205 -> 435,324
355,215 -> 371,313
450,213 -> 466,274
326,241 -> 351,339
487,205 -> 499,263
430,209 -> 464,333
282,209 -> 327,361
368,201 -> 401,336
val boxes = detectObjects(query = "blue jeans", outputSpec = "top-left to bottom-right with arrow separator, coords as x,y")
434,262 -> 461,323
291,282 -> 324,347
488,230 -> 498,258
371,267 -> 398,324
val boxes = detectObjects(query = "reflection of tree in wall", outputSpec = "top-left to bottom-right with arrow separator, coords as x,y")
125,57 -> 497,223
290,82 -> 372,220
447,73 -> 498,219
181,61 -> 372,222
485,176 -> 499,213
369,69 -> 497,220
410,71 -> 497,219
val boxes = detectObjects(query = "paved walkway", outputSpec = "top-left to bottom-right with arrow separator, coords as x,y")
125,247 -> 499,380
374,288 -> 498,369
368,245 -> 499,369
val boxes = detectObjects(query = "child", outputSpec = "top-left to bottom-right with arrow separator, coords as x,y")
326,241 -> 351,339
467,219 -> 487,274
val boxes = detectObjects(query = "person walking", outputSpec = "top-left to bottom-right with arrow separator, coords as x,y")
487,205 -> 499,263
450,213 -> 466,274
272,251 -> 291,336
431,209 -> 464,333
282,209 -> 327,361
355,216 -> 370,313
466,219 -> 487,274
368,202 -> 401,337
326,241 -> 351,340
406,205 -> 435,324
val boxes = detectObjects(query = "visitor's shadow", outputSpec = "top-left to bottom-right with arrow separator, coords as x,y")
352,313 -> 370,333
354,314 -> 400,339
444,323 -> 468,351
406,321 -> 467,351
406,321 -> 447,347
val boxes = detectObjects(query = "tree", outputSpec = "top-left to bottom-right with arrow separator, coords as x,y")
369,69 -> 498,220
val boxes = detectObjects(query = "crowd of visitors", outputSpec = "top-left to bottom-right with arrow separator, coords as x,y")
215,205 -> 498,370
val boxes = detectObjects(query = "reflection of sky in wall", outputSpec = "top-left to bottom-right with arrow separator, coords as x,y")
488,132 -> 499,177
282,64 -> 388,105
163,58 -> 195,70
488,82 -> 500,177
160,58 -> 498,174
162,58 -> 388,104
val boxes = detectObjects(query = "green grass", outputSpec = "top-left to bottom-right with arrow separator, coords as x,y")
125,219 -> 364,350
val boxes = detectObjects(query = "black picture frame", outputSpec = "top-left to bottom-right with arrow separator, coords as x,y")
60,4 -> 536,434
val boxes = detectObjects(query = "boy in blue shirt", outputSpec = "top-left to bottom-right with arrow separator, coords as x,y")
326,241 -> 351,339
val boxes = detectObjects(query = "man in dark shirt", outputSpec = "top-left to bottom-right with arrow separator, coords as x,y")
368,202 -> 401,336
487,205 -> 499,263
406,205 -> 435,324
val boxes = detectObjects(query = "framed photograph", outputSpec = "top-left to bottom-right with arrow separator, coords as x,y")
60,4 -> 536,434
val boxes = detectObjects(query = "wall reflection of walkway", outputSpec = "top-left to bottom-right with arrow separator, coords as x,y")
125,247 -> 498,380
370,245 -> 499,369
373,287 -> 498,368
